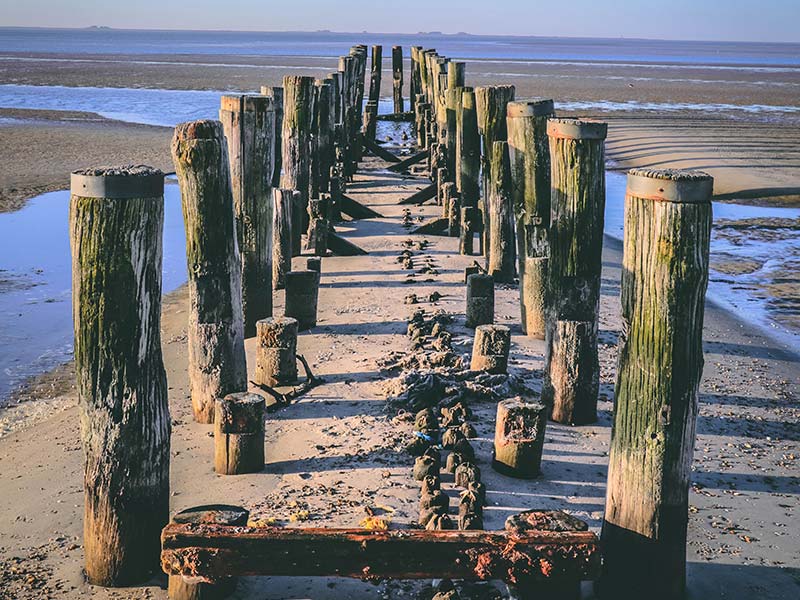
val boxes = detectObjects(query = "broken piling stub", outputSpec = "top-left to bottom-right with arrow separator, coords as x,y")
254,317 -> 299,387
493,397 -> 548,479
214,393 -> 266,475
465,273 -> 494,328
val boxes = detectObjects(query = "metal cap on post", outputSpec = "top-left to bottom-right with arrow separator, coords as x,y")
546,117 -> 607,140
70,166 -> 164,199
626,168 -> 714,204
506,99 -> 555,119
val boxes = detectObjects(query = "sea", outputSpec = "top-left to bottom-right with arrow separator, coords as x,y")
0,28 -> 798,403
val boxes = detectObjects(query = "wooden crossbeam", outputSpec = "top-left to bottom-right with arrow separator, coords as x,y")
161,523 -> 600,585
363,138 -> 402,163
387,150 -> 428,173
399,182 -> 437,205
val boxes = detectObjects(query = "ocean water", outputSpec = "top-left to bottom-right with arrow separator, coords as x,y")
2,28 -> 799,67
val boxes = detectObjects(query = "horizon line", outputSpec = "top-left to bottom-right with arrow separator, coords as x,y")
1,25 -> 799,46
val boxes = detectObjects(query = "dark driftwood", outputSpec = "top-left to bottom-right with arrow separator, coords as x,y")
411,217 -> 448,235
364,137 -> 401,163
328,232 -> 369,256
339,193 -> 384,219
542,118 -> 607,426
399,183 -> 437,205
250,354 -> 324,412
172,120 -> 247,424
70,166 -> 170,586
161,513 -> 600,585
600,169 -> 712,600
377,111 -> 414,122
387,150 -> 428,173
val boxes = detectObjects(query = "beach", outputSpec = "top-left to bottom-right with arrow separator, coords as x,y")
0,29 -> 799,599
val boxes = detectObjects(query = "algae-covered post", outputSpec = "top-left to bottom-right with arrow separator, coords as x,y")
219,94 -> 276,338
281,75 -> 315,256
273,188 -> 299,290
487,140 -> 516,283
543,118 -> 607,426
69,166 -> 170,586
392,45 -> 404,113
475,84 -> 515,256
600,169 -> 713,600
506,99 -> 555,339
172,120 -> 248,424
260,86 -> 284,187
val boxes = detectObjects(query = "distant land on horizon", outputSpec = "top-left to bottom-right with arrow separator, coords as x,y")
1,25 -> 799,46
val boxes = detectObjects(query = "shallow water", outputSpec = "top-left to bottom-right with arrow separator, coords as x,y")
0,185 -> 187,401
605,171 -> 800,351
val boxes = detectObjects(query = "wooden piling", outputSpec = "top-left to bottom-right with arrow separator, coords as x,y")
273,188 -> 298,291
254,316 -> 299,386
470,324 -> 511,374
220,94 -> 276,338
368,45 -> 382,105
542,118 -> 607,426
506,99 -> 555,338
599,169 -> 713,600
313,80 -> 333,196
285,270 -> 320,330
457,88 -> 480,209
487,140 -> 515,283
392,45 -> 404,113
167,505 -> 248,600
306,197 -> 329,256
492,398 -> 548,479
172,120 -> 248,424
69,166 -> 170,585
214,393 -> 266,475
475,85 -> 515,255
280,75 -> 315,255
443,182 -> 460,237
364,100 -> 378,142
465,273 -> 494,328
260,86 -> 284,187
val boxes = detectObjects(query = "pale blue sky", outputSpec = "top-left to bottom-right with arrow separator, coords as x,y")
2,0 -> 798,43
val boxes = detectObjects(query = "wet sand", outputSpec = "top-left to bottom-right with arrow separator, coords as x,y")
0,108 -> 172,213
0,157 -> 798,599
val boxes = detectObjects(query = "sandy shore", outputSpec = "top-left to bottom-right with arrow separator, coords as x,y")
0,108 -> 172,213
0,156 -> 797,599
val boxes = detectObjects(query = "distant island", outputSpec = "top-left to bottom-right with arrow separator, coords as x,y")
85,26 -> 112,30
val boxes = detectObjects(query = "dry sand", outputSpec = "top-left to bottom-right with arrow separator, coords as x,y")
0,108 -> 172,213
0,156 -> 797,599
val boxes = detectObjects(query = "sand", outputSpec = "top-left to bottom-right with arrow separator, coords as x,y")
0,108 -> 172,213
0,155 -> 798,599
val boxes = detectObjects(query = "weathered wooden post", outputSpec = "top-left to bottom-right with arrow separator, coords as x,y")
410,46 -> 421,112
364,99 -> 378,142
313,80 -> 332,197
465,273 -> 494,328
284,270 -> 320,330
392,45 -> 404,113
475,85 -> 515,255
470,324 -> 511,374
368,44 -> 382,105
542,118 -> 607,426
457,88 -> 480,210
172,120 -> 248,424
214,392 -> 266,475
599,169 -> 713,600
416,98 -> 429,149
254,316 -> 299,386
459,206 -> 483,256
492,398 -> 548,479
443,182 -> 460,236
306,197 -> 329,255
220,94 -> 276,338
69,166 -> 170,585
506,99 -> 555,339
260,86 -> 284,187
487,140 -> 515,283
273,188 -> 298,291
166,505 -> 248,600
280,75 -> 315,256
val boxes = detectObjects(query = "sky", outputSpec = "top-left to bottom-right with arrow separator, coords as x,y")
2,0 -> 799,43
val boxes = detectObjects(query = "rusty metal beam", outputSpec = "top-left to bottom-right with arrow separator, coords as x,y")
161,517 -> 599,585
